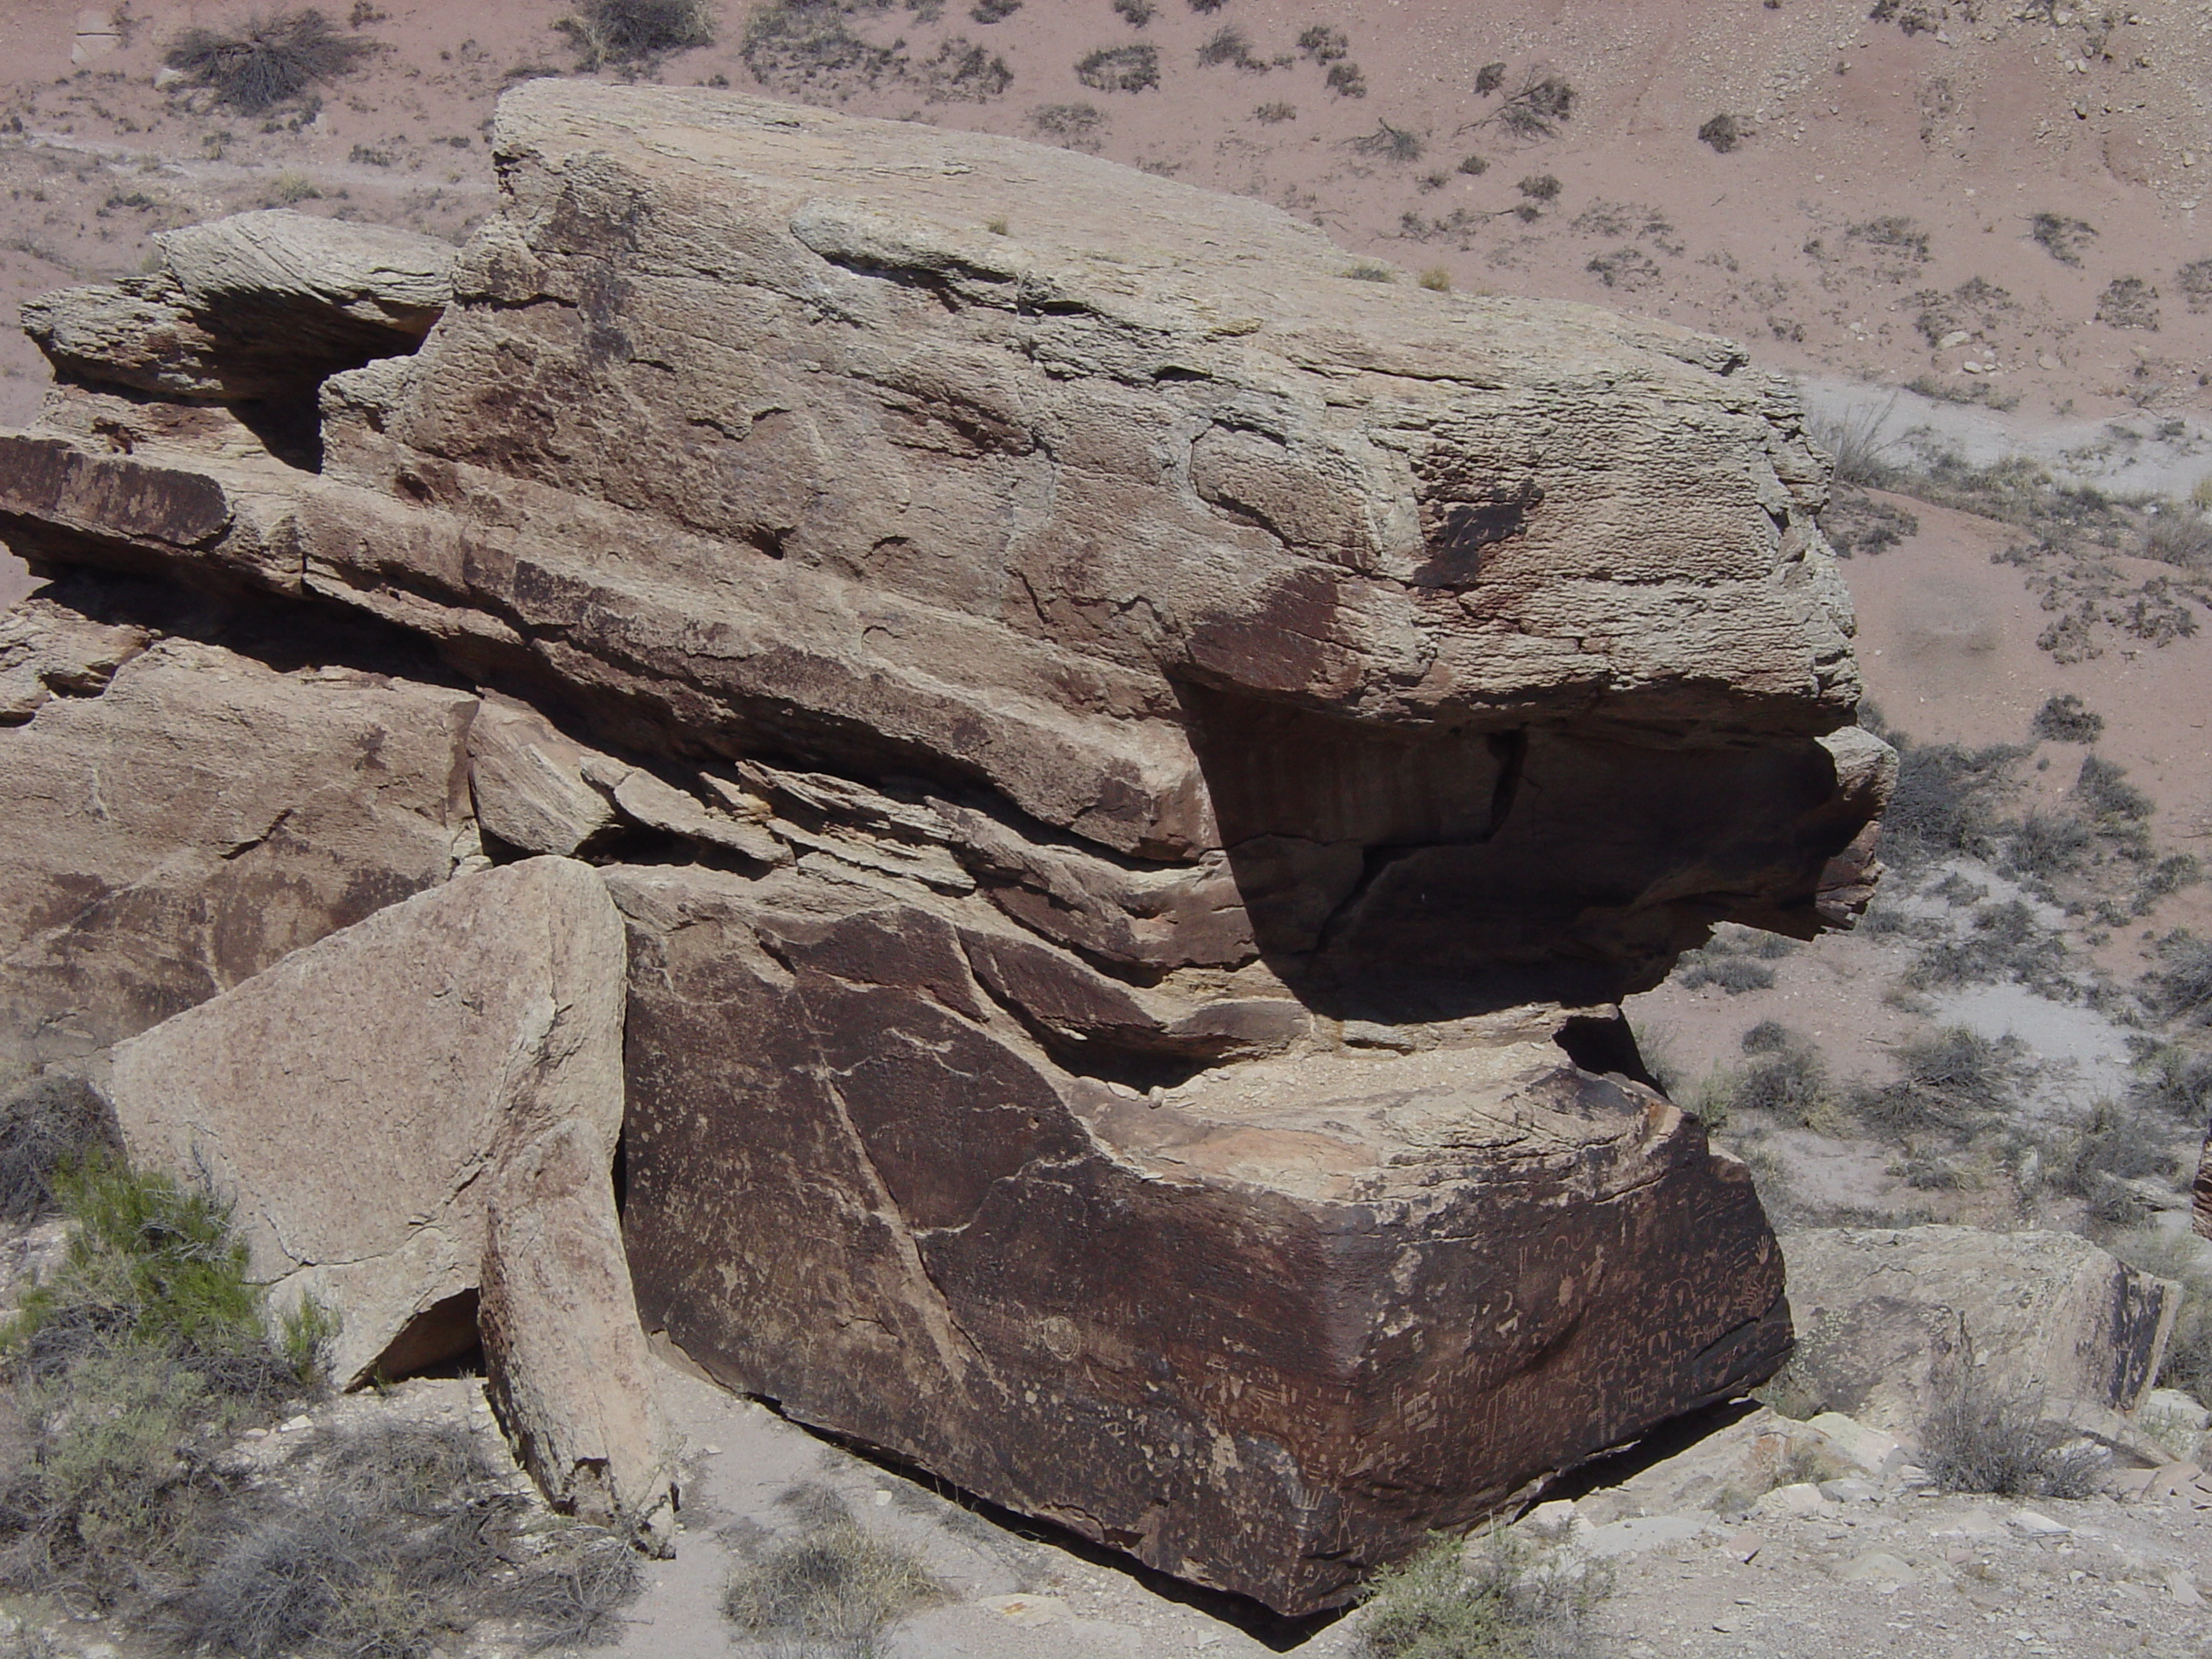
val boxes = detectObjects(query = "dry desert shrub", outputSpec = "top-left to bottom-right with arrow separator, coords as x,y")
1112,0 -> 1155,24
560,0 -> 715,68
2096,276 -> 2161,332
2031,693 -> 2104,744
1919,1372 -> 2104,1500
722,1486 -> 943,1658
2028,211 -> 2096,265
163,9 -> 377,113
1697,113 -> 1742,152
0,1075 -> 119,1225
1074,43 -> 1159,92
1359,1528 -> 1613,1659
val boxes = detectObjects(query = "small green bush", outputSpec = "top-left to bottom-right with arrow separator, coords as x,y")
164,9 -> 376,113
1359,1528 -> 1612,1659
0,1157 -> 328,1602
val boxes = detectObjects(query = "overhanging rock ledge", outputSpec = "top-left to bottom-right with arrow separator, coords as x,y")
0,80 -> 1893,1615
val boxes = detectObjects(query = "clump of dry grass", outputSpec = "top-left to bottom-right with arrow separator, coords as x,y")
164,10 -> 376,113
722,1486 -> 944,1658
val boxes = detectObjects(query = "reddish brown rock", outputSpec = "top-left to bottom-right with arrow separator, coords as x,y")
611,862 -> 1788,1613
0,597 -> 476,1088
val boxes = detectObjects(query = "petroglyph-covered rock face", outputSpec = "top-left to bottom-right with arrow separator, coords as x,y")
0,82 -> 1892,1613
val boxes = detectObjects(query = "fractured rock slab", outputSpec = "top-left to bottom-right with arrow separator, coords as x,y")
102,856 -> 675,1545
1777,1226 -> 2180,1434
0,603 -> 475,1086
610,861 -> 1788,1613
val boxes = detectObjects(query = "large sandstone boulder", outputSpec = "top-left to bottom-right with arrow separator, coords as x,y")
1775,1227 -> 2180,1436
611,860 -> 1788,1610
0,591 -> 477,1090
0,82 -> 1899,1612
102,857 -> 675,1546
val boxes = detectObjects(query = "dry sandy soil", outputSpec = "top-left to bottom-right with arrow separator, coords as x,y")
3,3 -> 2211,1656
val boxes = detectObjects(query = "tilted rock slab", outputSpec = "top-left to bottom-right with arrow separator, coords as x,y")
1777,1227 -> 2179,1436
102,857 -> 676,1547
0,82 -> 1903,1612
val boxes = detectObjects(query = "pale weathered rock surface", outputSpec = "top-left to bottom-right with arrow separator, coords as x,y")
20,210 -> 454,404
101,856 -> 676,1543
0,598 -> 476,1089
0,82 -> 1901,1612
1775,1227 -> 2180,1434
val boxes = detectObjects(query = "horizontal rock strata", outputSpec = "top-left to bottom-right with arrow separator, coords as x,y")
0,82 -> 1898,1612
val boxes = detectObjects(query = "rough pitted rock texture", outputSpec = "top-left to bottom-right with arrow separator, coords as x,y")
102,857 -> 676,1545
0,597 -> 476,1089
1774,1228 -> 2179,1435
0,82 -> 1899,1612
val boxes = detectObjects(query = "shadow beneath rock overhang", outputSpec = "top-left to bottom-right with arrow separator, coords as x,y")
1175,679 -> 1876,1026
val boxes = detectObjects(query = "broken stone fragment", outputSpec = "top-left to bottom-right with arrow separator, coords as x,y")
98,858 -> 676,1547
1776,1226 -> 2180,1435
22,211 -> 455,404
467,693 -> 619,857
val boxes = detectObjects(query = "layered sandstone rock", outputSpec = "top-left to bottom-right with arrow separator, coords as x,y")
0,591 -> 477,1090
1776,1227 -> 2180,1435
0,82 -> 1895,1611
101,857 -> 676,1546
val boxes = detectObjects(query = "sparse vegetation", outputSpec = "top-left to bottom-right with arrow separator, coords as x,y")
1919,1371 -> 2104,1499
1030,102 -> 1105,146
167,1419 -> 640,1657
1845,215 -> 1930,263
1697,113 -> 1742,153
1075,43 -> 1159,92
2180,257 -> 2212,314
2146,509 -> 2212,572
2031,693 -> 2103,744
1296,26 -> 1349,63
1196,25 -> 1263,70
1345,261 -> 1395,282
1491,73 -> 1575,140
1350,121 -> 1423,163
1809,399 -> 1903,489
1585,247 -> 1660,290
1821,491 -> 1918,557
1456,152 -> 1488,176
558,0 -> 715,67
973,0 -> 1022,20
0,1156 -> 328,1602
0,1074 -> 118,1225
1875,735 -> 2024,868
722,1487 -> 943,1656
2109,1230 -> 2212,1400
1112,0 -> 1155,25
1358,1528 -> 1614,1659
164,10 -> 376,113
1326,61 -> 1369,98
1417,266 -> 1452,293
1254,101 -> 1296,123
1852,1026 -> 2022,1142
1516,173 -> 1559,201
1473,61 -> 1505,96
2096,276 -> 2161,332
2028,212 -> 2096,266
2146,932 -> 2212,1024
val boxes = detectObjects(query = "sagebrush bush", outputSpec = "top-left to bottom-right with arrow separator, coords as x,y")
1359,1528 -> 1612,1659
2149,933 -> 2212,1023
1853,1027 -> 2018,1142
2031,692 -> 2104,744
722,1487 -> 942,1656
165,1420 -> 640,1658
0,1157 -> 327,1603
1920,1372 -> 2103,1499
1074,43 -> 1159,91
164,10 -> 375,112
559,0 -> 715,68
1877,738 -> 2023,866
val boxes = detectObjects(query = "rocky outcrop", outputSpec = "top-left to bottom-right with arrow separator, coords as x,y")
0,82 -> 1897,1612
1775,1227 -> 2180,1435
0,592 -> 477,1090
20,210 -> 453,405
101,857 -> 676,1546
